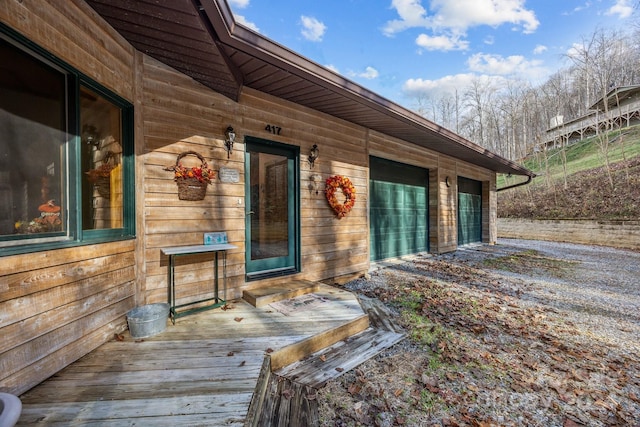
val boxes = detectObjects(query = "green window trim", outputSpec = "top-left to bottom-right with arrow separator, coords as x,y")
0,23 -> 135,257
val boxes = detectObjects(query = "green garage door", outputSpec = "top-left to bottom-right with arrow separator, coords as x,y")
370,157 -> 429,261
457,177 -> 482,245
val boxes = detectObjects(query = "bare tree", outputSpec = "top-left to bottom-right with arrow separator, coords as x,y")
460,76 -> 503,152
407,25 -> 640,168
564,28 -> 635,189
499,80 -> 532,160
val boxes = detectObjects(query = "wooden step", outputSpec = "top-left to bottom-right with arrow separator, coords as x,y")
242,280 -> 321,307
356,294 -> 405,334
245,313 -> 371,427
248,327 -> 405,426
246,295 -> 406,426
269,314 -> 370,371
275,327 -> 406,388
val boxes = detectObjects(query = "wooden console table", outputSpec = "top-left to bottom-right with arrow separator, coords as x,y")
161,243 -> 237,323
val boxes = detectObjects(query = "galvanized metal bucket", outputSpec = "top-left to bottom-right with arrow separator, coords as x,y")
126,303 -> 170,339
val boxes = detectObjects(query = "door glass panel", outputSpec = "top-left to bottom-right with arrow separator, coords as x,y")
249,152 -> 289,260
245,139 -> 298,277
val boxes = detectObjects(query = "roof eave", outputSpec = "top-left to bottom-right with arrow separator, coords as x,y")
198,1 -> 533,177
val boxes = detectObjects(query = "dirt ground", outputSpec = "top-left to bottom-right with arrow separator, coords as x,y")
317,239 -> 640,427
498,156 -> 640,221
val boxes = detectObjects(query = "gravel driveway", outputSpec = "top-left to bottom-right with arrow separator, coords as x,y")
446,238 -> 640,355
319,238 -> 640,426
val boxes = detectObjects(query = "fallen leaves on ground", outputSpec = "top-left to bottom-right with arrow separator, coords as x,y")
317,252 -> 640,427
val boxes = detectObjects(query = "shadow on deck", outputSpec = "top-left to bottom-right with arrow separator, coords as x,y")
17,282 -> 404,426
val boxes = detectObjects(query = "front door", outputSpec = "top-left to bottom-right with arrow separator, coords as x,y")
244,137 -> 299,279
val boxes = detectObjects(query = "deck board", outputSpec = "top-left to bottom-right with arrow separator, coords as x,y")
276,328 -> 406,388
16,284 -> 366,426
19,394 -> 251,425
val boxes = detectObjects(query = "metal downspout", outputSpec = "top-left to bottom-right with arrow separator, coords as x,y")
497,174 -> 534,192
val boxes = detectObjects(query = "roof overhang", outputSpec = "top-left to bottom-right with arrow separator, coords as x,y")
86,0 -> 534,177
590,84 -> 640,111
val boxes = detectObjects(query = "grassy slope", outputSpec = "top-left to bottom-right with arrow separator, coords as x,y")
498,127 -> 640,220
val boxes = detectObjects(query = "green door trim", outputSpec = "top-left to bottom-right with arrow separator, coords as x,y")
244,137 -> 300,280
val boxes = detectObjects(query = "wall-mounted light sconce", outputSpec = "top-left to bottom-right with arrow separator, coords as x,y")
308,144 -> 319,168
224,126 -> 236,158
82,125 -> 100,147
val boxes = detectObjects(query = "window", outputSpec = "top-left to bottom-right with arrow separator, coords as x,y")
0,27 -> 134,255
80,86 -> 125,231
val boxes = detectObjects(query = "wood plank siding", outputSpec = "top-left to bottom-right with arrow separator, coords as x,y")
0,241 -> 136,395
240,88 -> 371,282
1,0 -> 502,397
0,0 -> 138,396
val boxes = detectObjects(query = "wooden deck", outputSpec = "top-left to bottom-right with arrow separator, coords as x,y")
16,284 -> 403,426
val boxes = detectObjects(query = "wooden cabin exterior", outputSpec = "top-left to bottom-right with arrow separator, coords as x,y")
0,0 -> 533,396
542,84 -> 640,150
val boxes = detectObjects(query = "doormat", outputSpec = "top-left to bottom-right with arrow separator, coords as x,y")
270,293 -> 329,316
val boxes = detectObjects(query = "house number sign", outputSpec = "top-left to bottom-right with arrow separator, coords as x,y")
265,124 -> 282,135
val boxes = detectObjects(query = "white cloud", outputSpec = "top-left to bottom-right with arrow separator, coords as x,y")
325,64 -> 341,74
402,54 -> 551,102
382,0 -> 430,36
227,0 -> 258,31
300,16 -> 327,42
467,52 -> 548,81
403,73 -> 481,99
403,73 -> 524,110
227,0 -> 250,8
349,66 -> 380,80
606,0 -> 634,18
234,15 -> 259,32
430,0 -> 539,33
383,0 -> 539,35
416,33 -> 468,51
383,0 -> 538,53
571,3 -> 589,14
565,42 -> 583,60
533,44 -> 547,55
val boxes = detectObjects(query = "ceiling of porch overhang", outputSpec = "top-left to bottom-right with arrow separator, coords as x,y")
85,0 -> 534,178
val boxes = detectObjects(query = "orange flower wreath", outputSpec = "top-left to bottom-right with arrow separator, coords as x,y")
325,175 -> 356,218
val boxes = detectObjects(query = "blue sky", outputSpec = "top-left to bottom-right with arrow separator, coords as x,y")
227,0 -> 637,109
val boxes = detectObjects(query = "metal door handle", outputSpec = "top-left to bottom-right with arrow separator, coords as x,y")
246,211 -> 255,215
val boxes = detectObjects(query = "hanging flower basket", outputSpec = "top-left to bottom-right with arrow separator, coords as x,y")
165,151 -> 215,201
325,175 -> 356,218
86,151 -> 115,198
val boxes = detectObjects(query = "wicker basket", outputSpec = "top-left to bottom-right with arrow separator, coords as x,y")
86,151 -> 115,198
176,177 -> 207,201
174,151 -> 210,201
94,176 -> 111,198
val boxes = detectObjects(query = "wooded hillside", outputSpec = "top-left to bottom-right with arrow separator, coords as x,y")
415,27 -> 640,161
498,128 -> 640,220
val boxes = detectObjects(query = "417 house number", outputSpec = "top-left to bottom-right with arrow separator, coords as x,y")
265,124 -> 282,135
